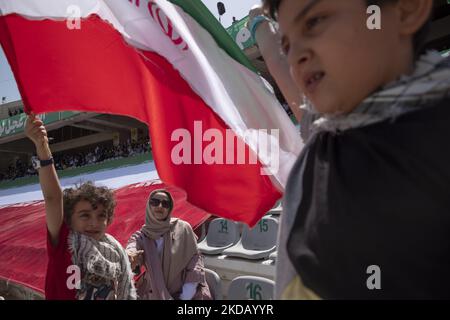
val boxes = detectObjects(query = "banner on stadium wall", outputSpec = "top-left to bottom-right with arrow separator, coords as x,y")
0,111 -> 80,138
226,16 -> 255,50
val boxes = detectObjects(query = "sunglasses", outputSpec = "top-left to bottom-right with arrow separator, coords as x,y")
149,198 -> 171,209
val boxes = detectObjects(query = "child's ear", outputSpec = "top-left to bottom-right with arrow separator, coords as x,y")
396,0 -> 433,36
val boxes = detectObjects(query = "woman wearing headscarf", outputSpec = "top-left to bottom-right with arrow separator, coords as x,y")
126,189 -> 212,300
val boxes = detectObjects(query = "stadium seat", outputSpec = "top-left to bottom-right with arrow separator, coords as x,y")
227,276 -> 274,300
197,223 -> 207,243
269,251 -> 277,262
197,218 -> 240,255
204,268 -> 223,300
222,216 -> 278,260
268,200 -> 282,216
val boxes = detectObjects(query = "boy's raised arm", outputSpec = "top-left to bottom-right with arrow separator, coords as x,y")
25,114 -> 63,245
248,5 -> 303,122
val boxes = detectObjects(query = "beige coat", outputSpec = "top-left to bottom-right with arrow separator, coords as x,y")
126,229 -> 211,300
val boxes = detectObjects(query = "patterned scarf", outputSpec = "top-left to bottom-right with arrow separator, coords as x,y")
68,231 -> 136,300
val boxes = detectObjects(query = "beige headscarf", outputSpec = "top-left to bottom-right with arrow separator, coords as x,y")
140,189 -> 198,291
141,189 -> 174,239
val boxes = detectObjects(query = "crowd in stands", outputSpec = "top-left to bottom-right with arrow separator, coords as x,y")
8,108 -> 24,117
0,140 -> 151,182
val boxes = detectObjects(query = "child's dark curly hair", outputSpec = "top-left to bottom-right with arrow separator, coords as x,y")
63,181 -> 116,225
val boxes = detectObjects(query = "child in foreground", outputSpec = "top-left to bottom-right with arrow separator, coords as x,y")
261,0 -> 450,299
25,114 -> 136,300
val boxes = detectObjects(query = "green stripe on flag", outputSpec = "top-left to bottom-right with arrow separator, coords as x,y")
169,0 -> 257,73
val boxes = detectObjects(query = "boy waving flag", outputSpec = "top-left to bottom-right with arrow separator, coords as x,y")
0,0 -> 302,226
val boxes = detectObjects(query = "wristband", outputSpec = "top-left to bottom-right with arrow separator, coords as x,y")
249,15 -> 271,42
31,156 -> 54,170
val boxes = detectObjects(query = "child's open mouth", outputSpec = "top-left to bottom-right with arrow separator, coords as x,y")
304,71 -> 325,94
85,231 -> 101,238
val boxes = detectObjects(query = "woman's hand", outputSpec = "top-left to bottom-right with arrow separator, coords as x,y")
128,250 -> 144,270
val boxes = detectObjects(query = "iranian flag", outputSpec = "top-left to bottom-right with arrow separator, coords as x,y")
0,0 -> 301,226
